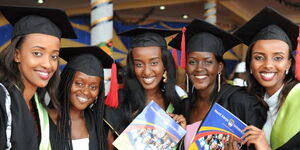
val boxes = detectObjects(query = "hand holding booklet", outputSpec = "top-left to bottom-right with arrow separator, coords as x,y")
113,101 -> 186,150
188,103 -> 247,150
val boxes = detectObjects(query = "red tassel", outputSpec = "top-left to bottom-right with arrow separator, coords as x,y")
172,47 -> 179,67
105,62 -> 119,108
296,25 -> 300,81
180,27 -> 186,69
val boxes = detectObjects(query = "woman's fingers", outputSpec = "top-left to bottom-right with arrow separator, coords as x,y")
243,125 -> 260,133
169,114 -> 187,129
241,125 -> 271,150
224,135 -> 240,150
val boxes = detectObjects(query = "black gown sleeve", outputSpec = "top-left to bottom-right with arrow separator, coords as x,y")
0,83 -> 39,150
217,84 -> 267,128
104,89 -> 128,138
0,86 -> 7,150
217,84 -> 268,150
277,131 -> 300,150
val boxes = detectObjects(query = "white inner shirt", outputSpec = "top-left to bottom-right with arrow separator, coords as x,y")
72,138 -> 89,150
262,85 -> 283,145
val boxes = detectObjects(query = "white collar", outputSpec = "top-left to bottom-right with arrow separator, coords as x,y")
264,85 -> 284,108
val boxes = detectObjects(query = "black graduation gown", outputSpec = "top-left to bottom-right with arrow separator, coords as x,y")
217,85 -> 300,150
216,84 -> 267,128
0,82 -> 39,150
104,88 -> 188,147
216,84 -> 267,150
181,84 -> 267,150
104,89 -> 127,138
276,132 -> 300,150
104,87 -> 188,137
49,109 -> 99,150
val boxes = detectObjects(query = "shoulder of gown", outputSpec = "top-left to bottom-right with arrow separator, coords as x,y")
104,89 -> 128,136
0,85 -> 7,150
217,84 -> 267,128
277,131 -> 300,150
0,82 -> 39,150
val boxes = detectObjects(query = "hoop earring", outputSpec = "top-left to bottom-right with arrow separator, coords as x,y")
186,73 -> 189,93
163,71 -> 167,83
285,69 -> 289,75
217,72 -> 221,92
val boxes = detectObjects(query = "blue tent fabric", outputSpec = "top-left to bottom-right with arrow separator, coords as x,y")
0,24 -> 12,45
72,27 -> 90,45
70,15 -> 90,26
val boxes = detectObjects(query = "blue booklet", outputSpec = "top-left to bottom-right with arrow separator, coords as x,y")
113,101 -> 186,150
189,103 -> 247,150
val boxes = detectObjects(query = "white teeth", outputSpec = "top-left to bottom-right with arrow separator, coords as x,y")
37,71 -> 49,76
77,96 -> 88,103
143,77 -> 155,84
195,75 -> 206,79
261,72 -> 275,78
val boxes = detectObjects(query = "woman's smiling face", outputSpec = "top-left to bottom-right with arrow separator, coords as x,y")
250,39 -> 291,95
186,51 -> 223,91
14,33 -> 60,89
132,46 -> 164,91
70,71 -> 101,111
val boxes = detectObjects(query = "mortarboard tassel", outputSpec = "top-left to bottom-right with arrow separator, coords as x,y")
180,27 -> 186,69
172,48 -> 179,67
105,62 -> 119,108
296,25 -> 300,81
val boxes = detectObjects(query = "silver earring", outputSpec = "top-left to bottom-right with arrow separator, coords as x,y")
186,73 -> 189,93
217,72 -> 221,92
250,69 -> 253,74
285,69 -> 289,75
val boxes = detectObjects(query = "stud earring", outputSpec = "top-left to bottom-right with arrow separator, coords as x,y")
285,69 -> 289,75
250,69 -> 253,74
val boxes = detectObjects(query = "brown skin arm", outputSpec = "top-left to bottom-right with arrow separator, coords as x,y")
107,129 -> 116,150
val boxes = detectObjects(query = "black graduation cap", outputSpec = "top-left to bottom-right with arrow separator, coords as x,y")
233,7 -> 298,50
169,19 -> 241,58
0,5 -> 77,39
118,27 -> 180,49
59,46 -> 114,77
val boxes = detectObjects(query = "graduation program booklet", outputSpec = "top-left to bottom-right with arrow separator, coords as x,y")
188,103 -> 247,150
113,101 -> 186,150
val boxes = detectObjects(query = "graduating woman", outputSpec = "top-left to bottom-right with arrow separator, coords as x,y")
169,19 -> 267,150
105,28 -> 188,149
48,46 -> 113,150
0,5 -> 76,150
234,7 -> 300,150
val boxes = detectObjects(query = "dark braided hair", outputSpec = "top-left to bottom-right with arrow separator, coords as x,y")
53,67 -> 107,150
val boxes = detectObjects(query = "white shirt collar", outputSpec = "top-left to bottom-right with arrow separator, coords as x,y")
264,85 -> 284,108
